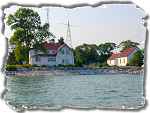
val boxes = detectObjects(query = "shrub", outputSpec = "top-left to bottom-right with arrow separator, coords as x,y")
58,64 -> 64,67
21,64 -> 32,68
57,64 -> 76,67
99,62 -> 109,67
41,65 -> 47,67
5,64 -> 32,71
32,64 -> 40,67
64,64 -> 76,67
5,65 -> 17,71
6,51 -> 17,65
128,50 -> 144,67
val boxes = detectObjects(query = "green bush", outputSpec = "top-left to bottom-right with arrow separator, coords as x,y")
5,64 -> 32,71
64,64 -> 76,67
128,50 -> 144,67
57,64 -> 63,67
41,65 -> 47,67
32,64 -> 40,67
5,65 -> 17,71
99,62 -> 109,67
21,64 -> 32,68
57,64 -> 76,67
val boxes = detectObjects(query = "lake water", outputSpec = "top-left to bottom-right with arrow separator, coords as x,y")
3,74 -> 145,111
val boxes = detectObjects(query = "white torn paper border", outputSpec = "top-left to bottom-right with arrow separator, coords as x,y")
0,0 -> 146,110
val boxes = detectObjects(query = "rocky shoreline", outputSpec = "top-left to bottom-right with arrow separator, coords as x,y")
5,66 -> 144,76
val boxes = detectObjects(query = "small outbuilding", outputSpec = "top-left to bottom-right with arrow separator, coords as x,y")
107,47 -> 138,66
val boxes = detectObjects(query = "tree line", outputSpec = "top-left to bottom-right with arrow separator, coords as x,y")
74,40 -> 144,67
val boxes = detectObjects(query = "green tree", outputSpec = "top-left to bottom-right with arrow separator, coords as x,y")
119,40 -> 139,51
7,50 -> 17,65
98,42 -> 116,63
74,44 -> 99,66
7,8 -> 41,47
33,23 -> 56,51
128,50 -> 144,67
6,8 -> 55,64
15,43 -> 29,64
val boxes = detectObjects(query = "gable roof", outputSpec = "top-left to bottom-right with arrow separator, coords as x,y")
43,42 -> 62,51
43,42 -> 72,50
108,47 -> 137,60
42,42 -> 72,56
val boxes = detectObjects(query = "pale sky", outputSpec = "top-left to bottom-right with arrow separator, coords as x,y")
4,3 -> 146,48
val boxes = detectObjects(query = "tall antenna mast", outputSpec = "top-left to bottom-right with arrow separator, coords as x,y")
46,8 -> 50,31
66,20 -> 73,48
45,7 -> 57,41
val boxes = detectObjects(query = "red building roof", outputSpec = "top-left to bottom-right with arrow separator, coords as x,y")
42,42 -> 70,56
43,42 -> 62,51
108,47 -> 137,60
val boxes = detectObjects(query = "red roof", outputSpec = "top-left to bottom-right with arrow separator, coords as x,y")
43,42 -> 62,51
42,42 -> 68,56
108,47 -> 137,60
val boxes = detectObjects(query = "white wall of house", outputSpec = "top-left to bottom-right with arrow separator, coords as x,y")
107,57 -> 129,66
56,46 -> 74,65
29,50 -> 35,65
107,59 -> 116,66
30,56 -> 56,66
117,57 -> 128,66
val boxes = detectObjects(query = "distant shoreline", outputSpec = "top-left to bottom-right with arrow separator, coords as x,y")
5,66 -> 144,76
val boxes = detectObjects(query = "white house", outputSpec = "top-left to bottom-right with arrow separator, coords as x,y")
107,47 -> 138,66
29,42 -> 74,66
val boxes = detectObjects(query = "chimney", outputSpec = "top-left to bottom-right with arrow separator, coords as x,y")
49,39 -> 55,43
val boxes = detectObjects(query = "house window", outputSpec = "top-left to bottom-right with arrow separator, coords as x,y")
61,49 -> 65,54
48,57 -> 56,62
66,48 -> 70,55
35,56 -> 40,62
66,50 -> 69,55
120,59 -> 121,64
62,59 -> 64,64
48,58 -> 51,62
52,50 -> 56,54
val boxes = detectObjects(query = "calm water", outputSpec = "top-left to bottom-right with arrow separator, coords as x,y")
4,74 -> 145,111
